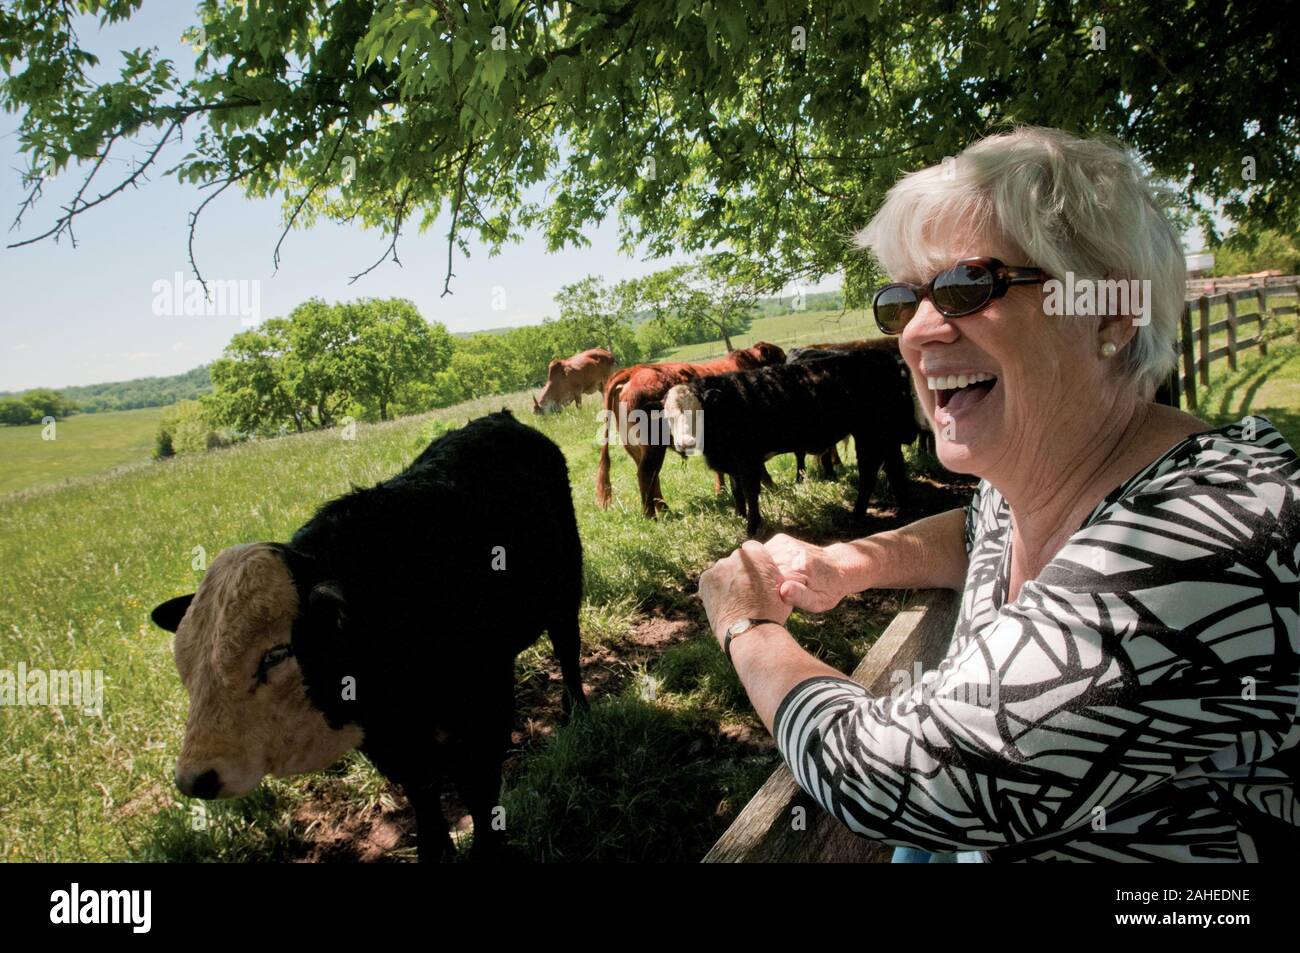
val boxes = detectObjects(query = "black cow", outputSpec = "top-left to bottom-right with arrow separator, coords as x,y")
785,338 -> 920,480
664,349 -> 919,536
149,410 -> 586,861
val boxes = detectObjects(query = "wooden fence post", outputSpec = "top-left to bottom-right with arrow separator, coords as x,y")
1226,295 -> 1239,371
1257,288 -> 1269,357
1197,297 -> 1211,387
1180,304 -> 1196,410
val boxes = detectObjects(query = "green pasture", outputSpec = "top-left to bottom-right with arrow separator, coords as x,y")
1,306 -> 1295,862
0,407 -> 162,497
0,385 -> 910,862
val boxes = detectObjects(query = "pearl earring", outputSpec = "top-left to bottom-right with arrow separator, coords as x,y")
1100,341 -> 1117,358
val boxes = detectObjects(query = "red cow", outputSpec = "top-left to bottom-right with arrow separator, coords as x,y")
595,342 -> 786,517
533,348 -> 618,413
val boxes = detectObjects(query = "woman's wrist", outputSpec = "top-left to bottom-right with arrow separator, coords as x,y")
826,541 -> 873,598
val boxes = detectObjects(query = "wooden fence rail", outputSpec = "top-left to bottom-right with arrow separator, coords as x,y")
1163,283 -> 1297,411
702,588 -> 961,863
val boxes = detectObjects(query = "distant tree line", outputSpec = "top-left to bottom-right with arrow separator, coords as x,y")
1208,228 -> 1300,277
0,366 -> 213,425
60,365 -> 213,413
0,388 -> 78,425
189,263 -> 759,447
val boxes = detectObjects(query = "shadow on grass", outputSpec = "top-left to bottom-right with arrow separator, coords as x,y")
500,693 -> 777,862
1201,345 -> 1300,449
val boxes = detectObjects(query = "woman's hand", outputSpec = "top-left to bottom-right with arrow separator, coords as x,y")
698,540 -> 793,645
763,533 -> 861,613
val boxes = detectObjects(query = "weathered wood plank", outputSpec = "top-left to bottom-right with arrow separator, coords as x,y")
702,588 -> 961,863
1257,288 -> 1269,357
1226,296 -> 1239,371
1197,297 -> 1211,388
1180,306 -> 1196,410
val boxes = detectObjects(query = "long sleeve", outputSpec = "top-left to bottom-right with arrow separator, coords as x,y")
773,459 -> 1300,858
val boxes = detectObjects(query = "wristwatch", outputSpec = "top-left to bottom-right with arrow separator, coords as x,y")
723,618 -> 782,664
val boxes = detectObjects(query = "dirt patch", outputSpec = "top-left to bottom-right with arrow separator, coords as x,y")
292,794 -> 413,863
514,607 -> 700,744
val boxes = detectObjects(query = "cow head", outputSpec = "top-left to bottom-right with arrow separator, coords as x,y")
748,341 -> 787,366
149,543 -> 363,800
663,384 -> 705,454
533,360 -> 567,413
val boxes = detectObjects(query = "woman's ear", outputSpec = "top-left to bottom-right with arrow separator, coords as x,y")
150,594 -> 194,632
1098,311 -> 1138,352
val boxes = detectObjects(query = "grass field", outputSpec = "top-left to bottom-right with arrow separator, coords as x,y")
0,380 -> 959,862
662,306 -> 880,361
1,307 -> 1295,863
0,407 -> 162,497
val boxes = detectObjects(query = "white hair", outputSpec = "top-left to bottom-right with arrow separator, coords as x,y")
856,126 -> 1186,399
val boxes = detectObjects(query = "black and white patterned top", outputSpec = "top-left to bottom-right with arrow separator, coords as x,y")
773,416 -> 1300,861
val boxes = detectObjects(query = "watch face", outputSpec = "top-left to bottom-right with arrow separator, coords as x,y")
730,619 -> 752,636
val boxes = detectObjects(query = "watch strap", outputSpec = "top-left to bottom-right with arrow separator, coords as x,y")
723,618 -> 783,664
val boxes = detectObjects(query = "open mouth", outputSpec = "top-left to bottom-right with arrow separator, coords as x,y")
928,372 -> 998,414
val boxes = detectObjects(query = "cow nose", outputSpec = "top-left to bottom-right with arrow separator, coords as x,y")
177,769 -> 222,799
679,434 -> 696,448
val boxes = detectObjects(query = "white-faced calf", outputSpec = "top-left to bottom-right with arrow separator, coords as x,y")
151,411 -> 587,861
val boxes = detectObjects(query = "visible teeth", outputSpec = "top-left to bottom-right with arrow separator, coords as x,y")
927,372 -> 995,390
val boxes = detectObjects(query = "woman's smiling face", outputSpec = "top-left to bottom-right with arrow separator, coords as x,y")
897,241 -> 1104,479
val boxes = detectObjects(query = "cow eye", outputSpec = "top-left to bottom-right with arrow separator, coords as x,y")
254,643 -> 294,686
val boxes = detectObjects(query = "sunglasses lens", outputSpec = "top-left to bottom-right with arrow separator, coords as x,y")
933,263 -> 994,315
874,285 -> 919,334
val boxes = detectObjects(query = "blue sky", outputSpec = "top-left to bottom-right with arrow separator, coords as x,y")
0,3 -> 728,392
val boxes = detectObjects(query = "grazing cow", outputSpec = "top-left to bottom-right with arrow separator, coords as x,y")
533,347 -> 618,413
594,342 -> 787,517
787,338 -> 931,477
663,349 -> 918,537
149,411 -> 586,861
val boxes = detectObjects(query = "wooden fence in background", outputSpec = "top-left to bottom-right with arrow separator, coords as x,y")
1161,282 -> 1298,411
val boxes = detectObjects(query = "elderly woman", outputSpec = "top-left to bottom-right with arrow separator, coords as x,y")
698,126 -> 1300,862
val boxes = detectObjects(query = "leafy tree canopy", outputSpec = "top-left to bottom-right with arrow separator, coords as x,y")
3,1 -> 1294,293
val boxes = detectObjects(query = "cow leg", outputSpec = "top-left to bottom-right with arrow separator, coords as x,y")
852,435 -> 883,522
795,452 -> 806,483
406,781 -> 454,863
651,469 -> 668,515
547,611 -> 588,720
637,442 -> 669,517
729,474 -> 746,517
760,464 -> 774,488
742,467 -> 765,537
882,442 -> 913,514
458,753 -> 506,862
574,392 -> 581,408
818,448 -> 837,480
457,672 -> 514,862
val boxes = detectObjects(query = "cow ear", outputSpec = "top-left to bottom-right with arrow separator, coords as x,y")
151,594 -> 194,633
308,582 -> 349,632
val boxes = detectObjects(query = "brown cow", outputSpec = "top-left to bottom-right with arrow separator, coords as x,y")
533,347 -> 618,413
595,342 -> 786,517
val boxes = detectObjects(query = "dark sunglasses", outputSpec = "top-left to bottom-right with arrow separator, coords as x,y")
872,257 -> 1050,335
